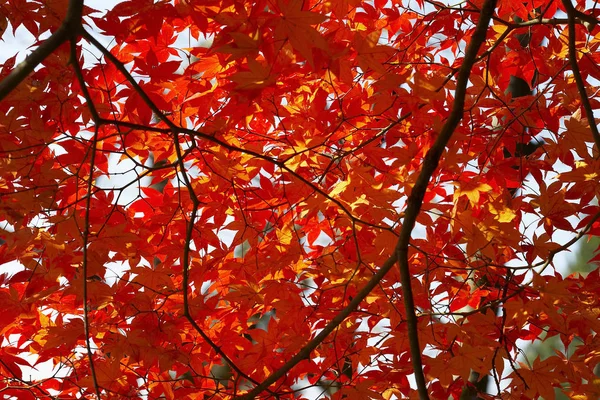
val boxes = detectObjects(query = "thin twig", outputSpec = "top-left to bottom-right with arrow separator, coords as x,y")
173,133 -> 270,393
49,2 -> 104,398
84,32 -> 391,231
524,210 -> 600,282
72,38 -> 103,400
83,26 -> 263,393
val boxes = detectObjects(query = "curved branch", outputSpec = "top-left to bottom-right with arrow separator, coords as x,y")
525,209 -> 600,279
173,128 -> 271,393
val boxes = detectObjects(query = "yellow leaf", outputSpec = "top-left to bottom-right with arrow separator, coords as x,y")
492,23 -> 508,36
454,180 -> 492,206
329,178 -> 351,197
382,388 -> 401,400
496,208 -> 517,223
488,203 -> 517,223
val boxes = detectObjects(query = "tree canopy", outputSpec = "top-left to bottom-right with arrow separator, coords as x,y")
1,0 -> 600,398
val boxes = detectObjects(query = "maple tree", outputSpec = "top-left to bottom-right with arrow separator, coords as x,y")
2,0 -> 600,398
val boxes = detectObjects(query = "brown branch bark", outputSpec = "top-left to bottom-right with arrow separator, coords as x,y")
83,30 -> 394,233
396,1 -> 498,399
0,0 -> 97,396
0,0 -> 84,102
70,35 -> 102,399
236,1 -> 498,398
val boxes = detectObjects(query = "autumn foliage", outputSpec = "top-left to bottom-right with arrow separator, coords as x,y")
2,0 -> 600,398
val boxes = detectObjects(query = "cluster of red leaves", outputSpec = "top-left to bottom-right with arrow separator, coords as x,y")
1,0 -> 600,398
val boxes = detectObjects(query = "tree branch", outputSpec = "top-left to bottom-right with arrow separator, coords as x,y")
73,55 -> 103,400
83,30 -> 393,232
561,0 -> 600,155
70,32 -> 101,400
0,0 -> 84,102
235,251 -> 401,399
235,1 -> 498,398
395,1 -> 498,399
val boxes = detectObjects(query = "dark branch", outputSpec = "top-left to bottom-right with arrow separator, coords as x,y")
0,0 -> 84,101
236,1 -> 499,398
562,0 -> 600,155
395,1 -> 498,399
70,31 -> 102,399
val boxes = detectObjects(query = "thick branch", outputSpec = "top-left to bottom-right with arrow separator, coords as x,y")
0,0 -> 84,101
395,1 -> 498,399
